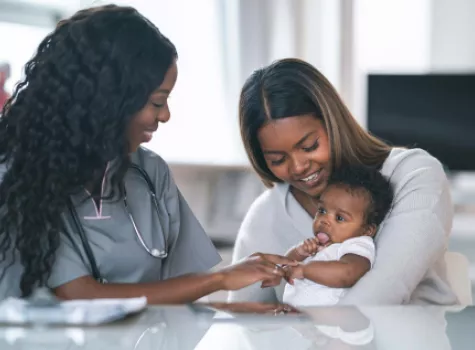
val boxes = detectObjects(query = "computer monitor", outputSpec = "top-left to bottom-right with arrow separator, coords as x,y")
367,74 -> 475,172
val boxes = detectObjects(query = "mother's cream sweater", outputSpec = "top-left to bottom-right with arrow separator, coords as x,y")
229,148 -> 458,305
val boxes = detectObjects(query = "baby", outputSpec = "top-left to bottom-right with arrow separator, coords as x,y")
283,165 -> 394,306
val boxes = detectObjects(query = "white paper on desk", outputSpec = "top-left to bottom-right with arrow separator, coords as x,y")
0,296 -> 147,326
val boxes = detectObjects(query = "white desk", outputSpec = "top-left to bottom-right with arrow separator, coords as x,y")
0,303 -> 472,349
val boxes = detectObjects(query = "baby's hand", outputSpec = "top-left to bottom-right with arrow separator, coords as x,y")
284,264 -> 305,284
296,238 -> 321,257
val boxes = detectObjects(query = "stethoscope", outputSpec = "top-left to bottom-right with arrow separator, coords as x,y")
65,164 -> 167,283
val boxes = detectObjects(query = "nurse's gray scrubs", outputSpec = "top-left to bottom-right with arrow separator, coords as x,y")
0,147 -> 221,297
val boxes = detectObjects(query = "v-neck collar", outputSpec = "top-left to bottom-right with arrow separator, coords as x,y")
81,162 -> 112,220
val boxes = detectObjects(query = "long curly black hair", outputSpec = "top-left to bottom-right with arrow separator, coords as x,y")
0,5 -> 177,296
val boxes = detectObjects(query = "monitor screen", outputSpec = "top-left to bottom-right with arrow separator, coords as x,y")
367,74 -> 475,171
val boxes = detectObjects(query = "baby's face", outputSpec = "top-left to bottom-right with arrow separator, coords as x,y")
312,184 -> 371,245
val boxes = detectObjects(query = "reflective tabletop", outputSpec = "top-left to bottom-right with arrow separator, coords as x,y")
0,302 -> 473,349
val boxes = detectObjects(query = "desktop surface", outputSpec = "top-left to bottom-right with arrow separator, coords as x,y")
0,302 -> 472,349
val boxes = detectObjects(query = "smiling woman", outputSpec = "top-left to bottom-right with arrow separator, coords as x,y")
257,116 -> 331,201
230,58 -> 459,306
0,5 -> 297,303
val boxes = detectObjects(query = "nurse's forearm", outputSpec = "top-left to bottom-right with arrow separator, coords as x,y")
54,253 -> 293,303
53,273 -> 225,304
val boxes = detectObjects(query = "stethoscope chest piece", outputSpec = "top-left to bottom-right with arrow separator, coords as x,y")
151,249 -> 167,258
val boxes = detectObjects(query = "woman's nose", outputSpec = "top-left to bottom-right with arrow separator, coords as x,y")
157,107 -> 170,123
290,155 -> 309,177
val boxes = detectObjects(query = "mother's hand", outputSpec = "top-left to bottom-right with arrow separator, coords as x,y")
218,253 -> 298,291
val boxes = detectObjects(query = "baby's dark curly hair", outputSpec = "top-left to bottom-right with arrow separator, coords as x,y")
326,165 -> 394,227
0,5 -> 177,296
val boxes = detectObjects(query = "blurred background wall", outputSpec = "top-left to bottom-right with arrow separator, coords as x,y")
1,0 -> 474,298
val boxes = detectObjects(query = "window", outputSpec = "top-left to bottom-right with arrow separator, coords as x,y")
85,0 -> 243,165
0,22 -> 52,93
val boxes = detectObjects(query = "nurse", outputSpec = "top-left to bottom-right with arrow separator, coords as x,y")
0,5 -> 294,302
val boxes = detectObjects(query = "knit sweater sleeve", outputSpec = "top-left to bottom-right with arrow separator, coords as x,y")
339,149 -> 454,304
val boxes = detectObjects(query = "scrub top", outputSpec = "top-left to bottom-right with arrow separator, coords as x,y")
0,147 -> 221,298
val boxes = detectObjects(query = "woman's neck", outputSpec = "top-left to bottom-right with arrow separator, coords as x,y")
85,179 -> 102,197
84,164 -> 109,199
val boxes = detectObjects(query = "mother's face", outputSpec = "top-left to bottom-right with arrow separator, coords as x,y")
257,115 -> 331,197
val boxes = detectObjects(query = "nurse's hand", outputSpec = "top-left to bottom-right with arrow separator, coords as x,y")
218,253 -> 298,291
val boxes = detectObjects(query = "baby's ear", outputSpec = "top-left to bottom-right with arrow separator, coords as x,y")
364,224 -> 377,238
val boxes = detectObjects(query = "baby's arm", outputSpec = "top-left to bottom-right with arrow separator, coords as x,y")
287,238 -> 375,288
300,254 -> 371,288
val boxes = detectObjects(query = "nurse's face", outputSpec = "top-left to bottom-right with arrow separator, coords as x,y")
257,115 -> 331,198
127,61 -> 178,152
